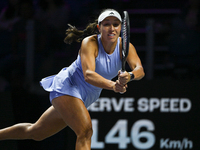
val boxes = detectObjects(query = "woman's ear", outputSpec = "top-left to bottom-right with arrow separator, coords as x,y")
97,24 -> 100,31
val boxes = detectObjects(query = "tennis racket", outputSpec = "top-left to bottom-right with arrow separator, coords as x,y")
121,11 -> 130,73
119,11 -> 130,94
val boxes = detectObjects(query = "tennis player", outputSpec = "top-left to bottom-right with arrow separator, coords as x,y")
0,9 -> 144,150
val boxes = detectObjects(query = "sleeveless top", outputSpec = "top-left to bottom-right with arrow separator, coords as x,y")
40,34 -> 122,108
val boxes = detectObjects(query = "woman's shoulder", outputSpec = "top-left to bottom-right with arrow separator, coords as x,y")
81,35 -> 99,48
80,35 -> 99,56
82,34 -> 98,43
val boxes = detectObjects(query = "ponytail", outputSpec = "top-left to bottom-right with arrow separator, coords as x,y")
64,19 -> 99,44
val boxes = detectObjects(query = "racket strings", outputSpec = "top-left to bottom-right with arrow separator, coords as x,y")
122,19 -> 127,54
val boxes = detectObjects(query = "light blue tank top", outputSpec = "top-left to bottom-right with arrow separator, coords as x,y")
40,34 -> 122,107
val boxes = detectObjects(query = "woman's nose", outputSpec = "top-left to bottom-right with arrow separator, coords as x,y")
110,24 -> 114,30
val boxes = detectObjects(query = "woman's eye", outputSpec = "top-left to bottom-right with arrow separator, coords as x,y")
103,23 -> 110,26
113,23 -> 119,27
102,23 -> 120,27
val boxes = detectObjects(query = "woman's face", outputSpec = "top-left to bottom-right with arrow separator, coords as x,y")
99,16 -> 121,43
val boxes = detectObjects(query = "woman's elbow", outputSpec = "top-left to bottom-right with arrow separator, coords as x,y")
141,71 -> 145,79
140,68 -> 145,79
84,70 -> 92,83
136,67 -> 145,80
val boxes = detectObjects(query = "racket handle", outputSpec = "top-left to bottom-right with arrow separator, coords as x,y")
119,70 -> 125,94
120,70 -> 125,74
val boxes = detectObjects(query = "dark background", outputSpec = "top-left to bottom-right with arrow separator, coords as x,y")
0,0 -> 199,149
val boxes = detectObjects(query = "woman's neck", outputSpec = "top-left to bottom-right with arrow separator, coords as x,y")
101,38 -> 118,54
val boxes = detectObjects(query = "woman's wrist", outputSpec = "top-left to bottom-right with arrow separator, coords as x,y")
110,81 -> 116,91
128,72 -> 135,82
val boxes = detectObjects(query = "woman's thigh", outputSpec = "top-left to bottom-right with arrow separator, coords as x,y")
52,95 -> 92,135
29,106 -> 67,140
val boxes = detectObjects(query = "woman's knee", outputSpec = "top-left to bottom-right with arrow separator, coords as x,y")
77,125 -> 93,141
27,124 -> 47,141
31,134 -> 46,141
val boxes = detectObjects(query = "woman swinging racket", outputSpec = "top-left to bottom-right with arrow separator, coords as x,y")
0,9 -> 144,150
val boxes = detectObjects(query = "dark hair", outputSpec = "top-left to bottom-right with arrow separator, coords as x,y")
64,19 -> 99,44
64,8 -> 120,44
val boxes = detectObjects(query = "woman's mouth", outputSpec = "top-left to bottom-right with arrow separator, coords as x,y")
108,34 -> 115,37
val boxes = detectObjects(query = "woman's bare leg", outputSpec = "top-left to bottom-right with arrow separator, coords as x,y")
52,95 -> 93,150
0,95 -> 93,149
0,106 -> 67,141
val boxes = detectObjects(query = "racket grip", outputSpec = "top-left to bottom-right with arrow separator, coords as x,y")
119,70 -> 125,94
120,70 -> 125,74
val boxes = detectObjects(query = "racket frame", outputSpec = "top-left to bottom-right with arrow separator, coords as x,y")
121,11 -> 130,73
